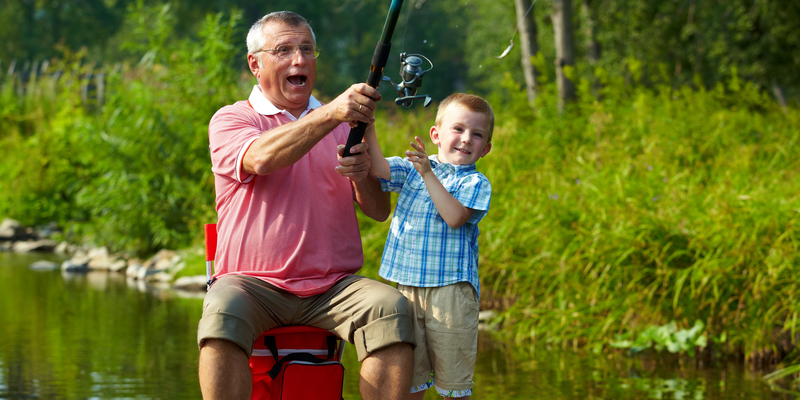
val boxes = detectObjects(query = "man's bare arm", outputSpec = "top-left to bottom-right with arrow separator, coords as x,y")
243,83 -> 380,175
337,141 -> 391,221
353,173 -> 392,222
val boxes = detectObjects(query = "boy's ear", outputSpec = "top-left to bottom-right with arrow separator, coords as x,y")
429,126 -> 440,145
480,142 -> 492,158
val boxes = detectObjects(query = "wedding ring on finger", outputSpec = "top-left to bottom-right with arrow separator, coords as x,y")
358,104 -> 363,112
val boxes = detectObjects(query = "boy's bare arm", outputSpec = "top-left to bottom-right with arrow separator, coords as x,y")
407,137 -> 476,229
364,122 -> 391,180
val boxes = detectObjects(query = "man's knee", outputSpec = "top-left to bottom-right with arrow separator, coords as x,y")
201,338 -> 246,355
359,342 -> 413,400
351,291 -> 414,360
203,276 -> 253,313
372,284 -> 410,316
199,339 -> 252,399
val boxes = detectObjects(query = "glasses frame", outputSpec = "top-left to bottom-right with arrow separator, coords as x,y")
255,44 -> 320,60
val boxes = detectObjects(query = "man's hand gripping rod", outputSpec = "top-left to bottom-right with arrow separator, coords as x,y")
341,0 -> 404,158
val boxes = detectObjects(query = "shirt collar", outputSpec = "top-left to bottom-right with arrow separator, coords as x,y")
248,85 -> 323,121
429,155 -> 477,176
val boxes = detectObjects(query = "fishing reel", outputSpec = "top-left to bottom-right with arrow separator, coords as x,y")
382,52 -> 434,108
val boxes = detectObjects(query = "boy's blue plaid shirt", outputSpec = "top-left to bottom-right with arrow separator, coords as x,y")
378,155 -> 491,297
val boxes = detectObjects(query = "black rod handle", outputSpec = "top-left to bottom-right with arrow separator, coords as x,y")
342,43 -> 392,157
342,0 -> 404,158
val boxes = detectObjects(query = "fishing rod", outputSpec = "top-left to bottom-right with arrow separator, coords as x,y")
342,0 -> 433,157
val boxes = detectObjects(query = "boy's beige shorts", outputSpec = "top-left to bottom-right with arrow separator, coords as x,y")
198,274 -> 415,362
398,282 -> 480,394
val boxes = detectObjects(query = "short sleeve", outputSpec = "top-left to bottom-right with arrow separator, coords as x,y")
379,156 -> 414,194
453,173 -> 492,224
208,103 -> 263,183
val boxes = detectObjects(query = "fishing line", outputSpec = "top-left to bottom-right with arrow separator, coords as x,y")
496,0 -> 537,59
400,0 -> 417,53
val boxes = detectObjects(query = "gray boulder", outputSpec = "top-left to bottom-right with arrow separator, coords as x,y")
0,219 -> 21,240
30,260 -> 59,271
172,275 -> 209,292
13,239 -> 57,253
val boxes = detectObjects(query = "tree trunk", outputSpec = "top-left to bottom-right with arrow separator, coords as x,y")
552,0 -> 576,110
687,0 -> 703,85
515,0 -> 539,107
580,0 -> 600,97
580,0 -> 599,63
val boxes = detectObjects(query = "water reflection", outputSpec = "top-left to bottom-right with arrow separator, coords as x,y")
1,252 -> 791,399
472,330 -> 790,400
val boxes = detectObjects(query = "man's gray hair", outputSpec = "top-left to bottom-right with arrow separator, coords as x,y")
246,11 -> 316,55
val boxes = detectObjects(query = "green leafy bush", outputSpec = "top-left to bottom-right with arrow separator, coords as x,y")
0,4 -> 243,254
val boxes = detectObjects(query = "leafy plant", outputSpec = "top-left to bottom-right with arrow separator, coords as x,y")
610,320 -> 708,356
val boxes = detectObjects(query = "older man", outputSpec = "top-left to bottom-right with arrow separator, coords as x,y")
198,11 -> 414,400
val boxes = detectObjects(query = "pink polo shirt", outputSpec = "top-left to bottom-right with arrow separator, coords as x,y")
208,86 -> 363,297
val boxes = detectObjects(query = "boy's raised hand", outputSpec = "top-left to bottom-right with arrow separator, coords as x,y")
406,136 -> 433,176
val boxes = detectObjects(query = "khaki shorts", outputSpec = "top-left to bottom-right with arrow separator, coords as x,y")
398,282 -> 479,397
198,274 -> 414,362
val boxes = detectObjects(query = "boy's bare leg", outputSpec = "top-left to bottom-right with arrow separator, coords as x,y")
359,343 -> 414,400
199,339 -> 251,400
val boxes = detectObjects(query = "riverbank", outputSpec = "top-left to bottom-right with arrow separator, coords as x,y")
2,216 -> 501,325
0,218 -> 207,292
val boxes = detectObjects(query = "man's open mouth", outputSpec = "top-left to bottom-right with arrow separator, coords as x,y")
288,75 -> 307,87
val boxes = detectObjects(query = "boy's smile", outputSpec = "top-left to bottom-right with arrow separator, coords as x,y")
430,105 -> 492,165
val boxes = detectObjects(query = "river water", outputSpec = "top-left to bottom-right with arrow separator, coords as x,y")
0,252 -> 790,399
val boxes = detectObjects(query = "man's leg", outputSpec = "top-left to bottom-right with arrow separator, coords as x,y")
197,276 -> 292,400
199,338 -> 251,400
359,342 -> 414,400
300,275 -> 415,399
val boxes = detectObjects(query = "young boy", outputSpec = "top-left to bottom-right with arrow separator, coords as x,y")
365,93 -> 493,399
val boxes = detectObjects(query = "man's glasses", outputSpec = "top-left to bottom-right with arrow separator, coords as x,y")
255,44 -> 320,60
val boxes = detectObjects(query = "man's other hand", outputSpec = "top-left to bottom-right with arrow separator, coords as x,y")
336,142 -> 371,182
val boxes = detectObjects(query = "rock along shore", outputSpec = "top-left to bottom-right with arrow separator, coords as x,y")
0,218 -> 208,293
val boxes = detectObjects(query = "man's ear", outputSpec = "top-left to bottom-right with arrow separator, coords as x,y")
429,126 -> 440,145
480,142 -> 492,158
247,54 -> 260,76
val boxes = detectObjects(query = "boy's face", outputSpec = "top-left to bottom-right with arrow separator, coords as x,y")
430,105 -> 492,165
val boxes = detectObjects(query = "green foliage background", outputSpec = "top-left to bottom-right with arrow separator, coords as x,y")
0,0 -> 799,360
